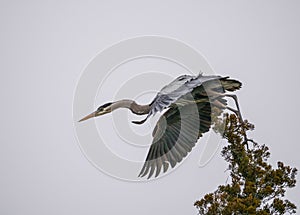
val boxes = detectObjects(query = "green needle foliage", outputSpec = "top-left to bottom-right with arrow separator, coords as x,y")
194,114 -> 297,215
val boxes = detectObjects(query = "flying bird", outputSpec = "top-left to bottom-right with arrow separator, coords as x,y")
78,73 -> 242,178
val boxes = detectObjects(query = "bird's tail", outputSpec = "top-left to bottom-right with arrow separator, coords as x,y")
220,77 -> 242,92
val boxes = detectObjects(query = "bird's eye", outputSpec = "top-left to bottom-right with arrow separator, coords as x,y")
97,102 -> 112,111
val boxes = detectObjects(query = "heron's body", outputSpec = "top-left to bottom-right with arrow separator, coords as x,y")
79,73 -> 242,178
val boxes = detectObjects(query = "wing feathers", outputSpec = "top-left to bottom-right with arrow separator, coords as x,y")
139,101 -> 212,178
139,75 -> 242,178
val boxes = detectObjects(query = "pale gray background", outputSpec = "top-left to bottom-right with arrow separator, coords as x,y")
1,1 -> 299,214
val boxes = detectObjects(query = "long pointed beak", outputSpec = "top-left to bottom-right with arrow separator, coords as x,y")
78,111 -> 96,122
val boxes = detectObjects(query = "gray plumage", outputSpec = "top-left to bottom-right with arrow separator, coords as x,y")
79,73 -> 242,179
149,74 -> 221,116
138,73 -> 242,178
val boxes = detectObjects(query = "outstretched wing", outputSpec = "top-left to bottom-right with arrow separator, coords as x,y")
138,100 -> 212,178
138,76 -> 242,178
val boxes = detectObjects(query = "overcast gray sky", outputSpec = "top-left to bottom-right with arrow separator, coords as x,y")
1,1 -> 299,214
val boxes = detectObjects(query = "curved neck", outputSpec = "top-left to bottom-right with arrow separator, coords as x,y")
111,99 -> 150,115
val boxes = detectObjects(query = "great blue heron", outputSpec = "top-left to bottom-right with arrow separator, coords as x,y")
79,73 -> 242,178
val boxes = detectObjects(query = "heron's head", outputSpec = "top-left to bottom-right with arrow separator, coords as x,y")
78,102 -> 113,122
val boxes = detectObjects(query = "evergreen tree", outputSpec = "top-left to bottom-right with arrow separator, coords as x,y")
194,114 -> 297,215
